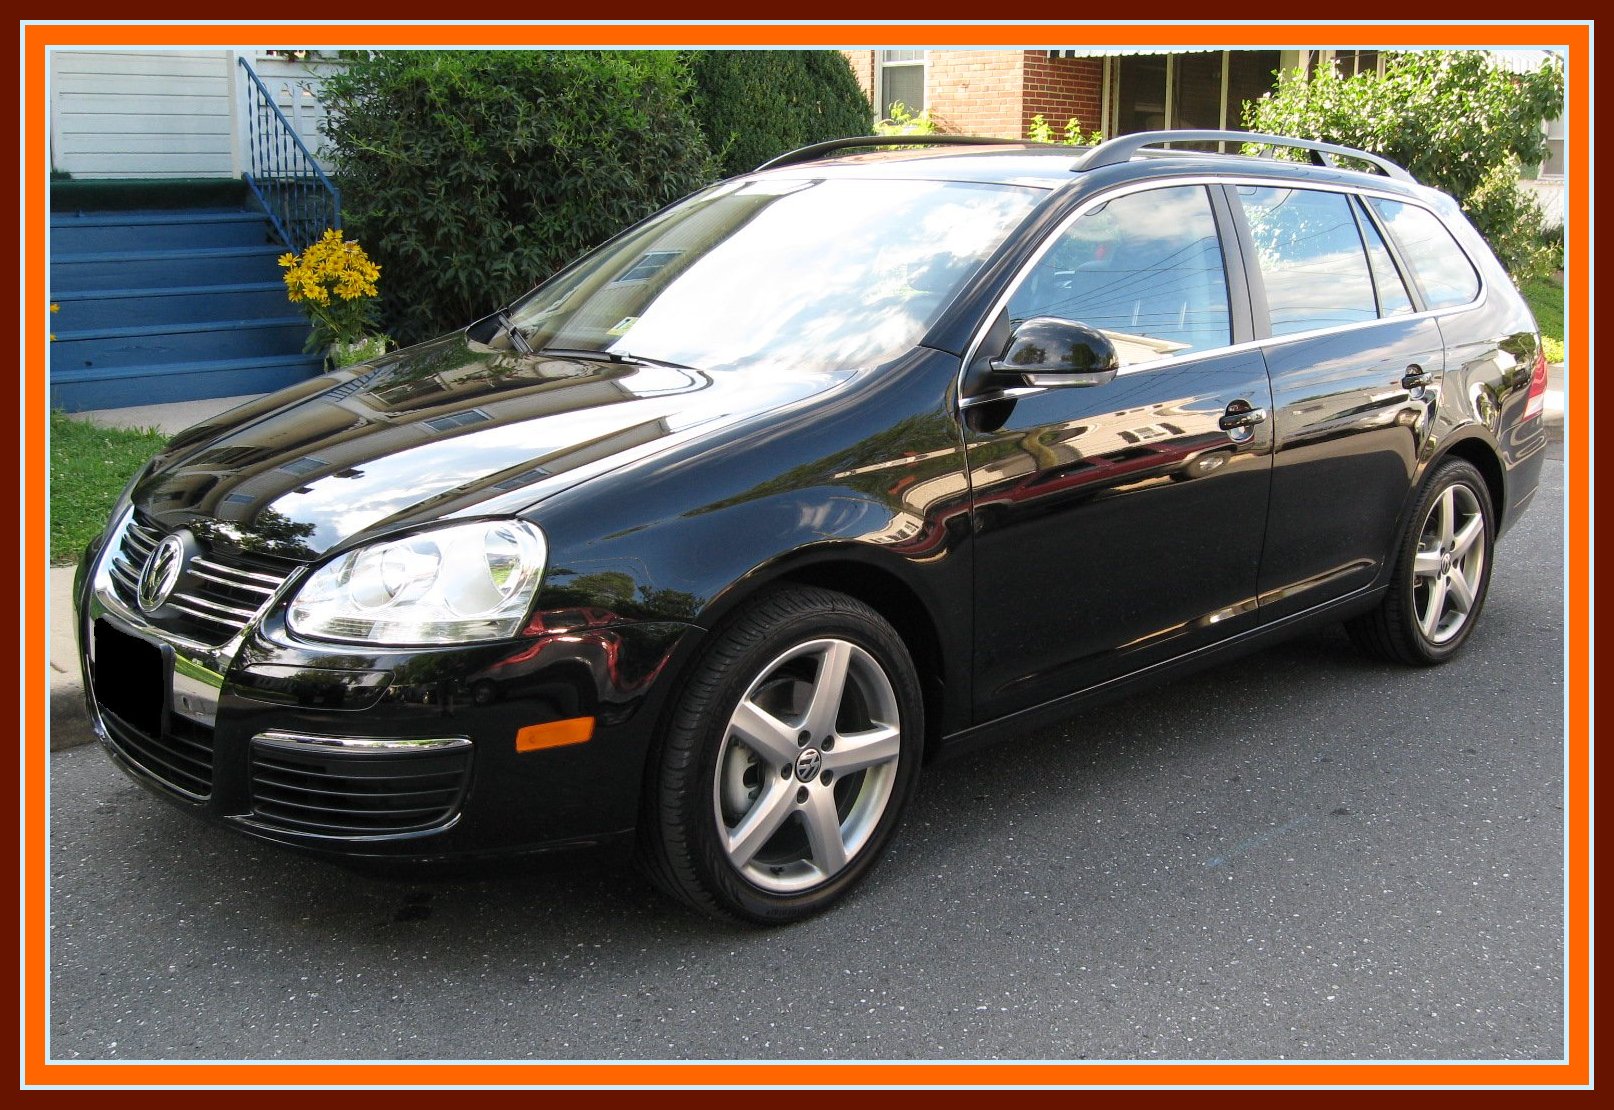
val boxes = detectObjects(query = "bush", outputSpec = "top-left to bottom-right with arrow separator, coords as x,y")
686,50 -> 872,177
320,50 -> 716,346
874,101 -> 938,135
1026,114 -> 1102,145
1243,51 -> 1565,282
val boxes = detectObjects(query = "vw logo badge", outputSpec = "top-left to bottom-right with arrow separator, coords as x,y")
795,747 -> 823,783
138,534 -> 186,613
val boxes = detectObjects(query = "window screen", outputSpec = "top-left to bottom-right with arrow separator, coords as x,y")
1366,198 -> 1481,310
879,50 -> 925,118
1006,185 -> 1230,366
1237,186 -> 1377,336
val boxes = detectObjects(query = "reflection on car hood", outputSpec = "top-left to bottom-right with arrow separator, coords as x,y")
133,331 -> 849,561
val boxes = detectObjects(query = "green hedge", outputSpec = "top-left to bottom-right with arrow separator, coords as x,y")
685,50 -> 873,177
320,50 -> 717,346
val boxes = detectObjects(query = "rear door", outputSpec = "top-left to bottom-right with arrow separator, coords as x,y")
963,182 -> 1274,722
1228,184 -> 1447,622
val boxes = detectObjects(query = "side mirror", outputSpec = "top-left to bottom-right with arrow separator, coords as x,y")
990,317 -> 1119,388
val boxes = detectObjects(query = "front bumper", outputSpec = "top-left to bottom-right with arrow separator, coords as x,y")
74,517 -> 699,861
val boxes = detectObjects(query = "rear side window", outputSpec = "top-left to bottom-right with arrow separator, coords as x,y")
1366,198 -> 1481,309
1236,186 -> 1377,336
1007,184 -> 1230,365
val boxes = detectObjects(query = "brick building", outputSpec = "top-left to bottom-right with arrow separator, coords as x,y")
841,48 -> 1386,140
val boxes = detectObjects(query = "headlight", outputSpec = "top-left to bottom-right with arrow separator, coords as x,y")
287,520 -> 548,645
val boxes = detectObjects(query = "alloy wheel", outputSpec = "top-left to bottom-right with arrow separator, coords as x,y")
1412,482 -> 1487,645
713,638 -> 902,894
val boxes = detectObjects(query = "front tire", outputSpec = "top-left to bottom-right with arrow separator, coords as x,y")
1347,458 -> 1495,665
639,587 -> 923,924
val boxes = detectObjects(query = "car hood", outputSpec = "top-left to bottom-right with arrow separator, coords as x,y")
132,331 -> 851,561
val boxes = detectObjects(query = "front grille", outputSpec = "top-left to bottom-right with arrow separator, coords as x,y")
107,515 -> 291,645
91,618 -> 216,799
249,739 -> 471,837
101,709 -> 216,799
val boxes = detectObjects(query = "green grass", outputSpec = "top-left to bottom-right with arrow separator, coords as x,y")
1521,274 -> 1565,365
50,411 -> 168,566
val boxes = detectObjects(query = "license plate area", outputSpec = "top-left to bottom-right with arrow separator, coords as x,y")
93,619 -> 170,736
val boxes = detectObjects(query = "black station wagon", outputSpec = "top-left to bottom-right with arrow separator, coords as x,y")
76,131 -> 1550,922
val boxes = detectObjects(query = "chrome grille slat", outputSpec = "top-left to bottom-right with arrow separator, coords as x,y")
190,556 -> 283,588
165,601 -> 246,629
169,591 -> 259,620
109,560 -> 140,591
254,795 -> 449,819
249,776 -> 458,802
186,566 -> 276,595
125,528 -> 159,555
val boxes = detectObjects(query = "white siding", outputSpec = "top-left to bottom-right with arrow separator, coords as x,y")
51,50 -> 235,178
49,49 -> 338,179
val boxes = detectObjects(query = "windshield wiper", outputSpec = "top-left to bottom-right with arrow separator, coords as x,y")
498,311 -> 534,356
531,347 -> 698,371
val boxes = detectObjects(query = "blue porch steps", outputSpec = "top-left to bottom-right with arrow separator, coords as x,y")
50,206 -> 322,411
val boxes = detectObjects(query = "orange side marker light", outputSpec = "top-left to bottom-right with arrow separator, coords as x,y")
515,717 -> 596,753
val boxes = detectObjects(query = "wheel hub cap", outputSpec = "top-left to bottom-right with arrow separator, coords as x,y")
795,748 -> 823,782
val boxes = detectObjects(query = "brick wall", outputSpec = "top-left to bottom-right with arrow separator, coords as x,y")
1020,53 -> 1105,138
838,50 -> 1107,138
925,51 -> 1024,136
841,50 -> 876,109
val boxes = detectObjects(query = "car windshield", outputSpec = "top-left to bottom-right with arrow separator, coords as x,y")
505,176 -> 1045,376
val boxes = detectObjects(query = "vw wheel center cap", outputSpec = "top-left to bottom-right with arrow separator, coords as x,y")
795,747 -> 823,783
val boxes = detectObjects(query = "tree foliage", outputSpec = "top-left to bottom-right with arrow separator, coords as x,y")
685,50 -> 873,177
1243,51 -> 1565,280
319,50 -> 716,346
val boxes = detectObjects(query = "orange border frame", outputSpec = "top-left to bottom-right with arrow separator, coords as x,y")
22,20 -> 1591,1089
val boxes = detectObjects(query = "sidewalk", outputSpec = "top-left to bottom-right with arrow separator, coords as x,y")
49,393 -> 255,750
44,372 -> 1569,751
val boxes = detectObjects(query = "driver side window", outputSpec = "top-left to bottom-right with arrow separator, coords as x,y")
1007,185 -> 1231,366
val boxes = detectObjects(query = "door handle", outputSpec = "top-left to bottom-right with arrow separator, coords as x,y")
1401,365 -> 1431,391
1218,402 -> 1268,431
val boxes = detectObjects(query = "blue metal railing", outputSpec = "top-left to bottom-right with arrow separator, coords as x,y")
238,57 -> 340,252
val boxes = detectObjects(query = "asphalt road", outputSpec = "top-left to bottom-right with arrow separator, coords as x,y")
47,455 -> 1567,1063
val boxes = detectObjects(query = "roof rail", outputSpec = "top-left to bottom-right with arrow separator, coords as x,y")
1074,130 -> 1414,183
756,134 -> 1025,172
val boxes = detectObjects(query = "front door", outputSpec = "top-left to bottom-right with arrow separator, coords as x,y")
963,183 -> 1274,722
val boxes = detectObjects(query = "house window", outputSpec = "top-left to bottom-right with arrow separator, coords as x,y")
877,50 -> 925,119
1105,51 -> 1283,142
1541,115 -> 1566,177
1113,55 -> 1169,134
1307,50 -> 1385,78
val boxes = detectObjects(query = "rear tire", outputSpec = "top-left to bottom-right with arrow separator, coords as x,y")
1347,458 -> 1495,666
639,587 -> 923,924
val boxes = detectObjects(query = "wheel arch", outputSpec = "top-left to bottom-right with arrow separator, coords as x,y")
655,546 -> 960,769
1428,430 -> 1506,526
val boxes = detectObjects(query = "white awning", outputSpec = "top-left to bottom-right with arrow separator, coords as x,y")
1047,48 -> 1229,58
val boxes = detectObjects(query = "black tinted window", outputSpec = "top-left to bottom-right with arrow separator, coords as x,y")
1367,198 -> 1481,309
1007,185 -> 1230,366
1355,198 -> 1415,316
1237,186 -> 1376,336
